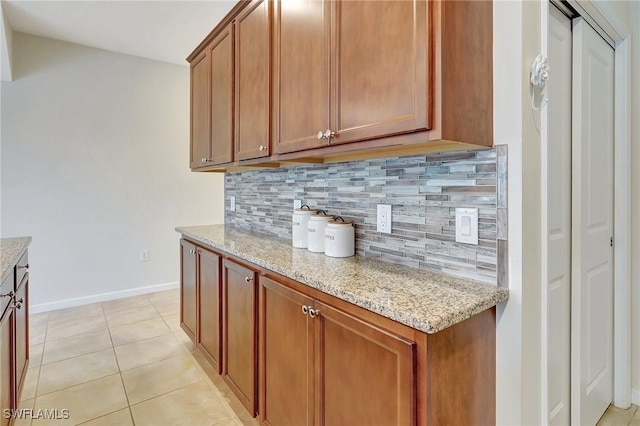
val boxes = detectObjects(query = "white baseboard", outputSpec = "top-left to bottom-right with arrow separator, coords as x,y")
30,281 -> 179,314
632,388 -> 640,406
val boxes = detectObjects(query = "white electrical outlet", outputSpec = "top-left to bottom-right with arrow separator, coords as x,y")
230,196 -> 236,212
455,208 -> 479,245
293,199 -> 302,210
377,204 -> 392,233
140,249 -> 149,262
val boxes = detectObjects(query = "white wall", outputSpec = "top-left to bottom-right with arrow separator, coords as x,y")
631,0 -> 640,406
1,33 -> 224,311
0,3 -> 13,81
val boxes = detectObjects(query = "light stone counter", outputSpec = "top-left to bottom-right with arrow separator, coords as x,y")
176,225 -> 509,334
1,237 -> 31,284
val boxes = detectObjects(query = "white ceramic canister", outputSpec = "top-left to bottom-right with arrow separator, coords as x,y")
307,210 -> 334,253
324,216 -> 355,258
292,205 -> 315,248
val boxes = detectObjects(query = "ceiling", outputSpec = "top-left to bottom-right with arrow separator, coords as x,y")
2,0 -> 239,66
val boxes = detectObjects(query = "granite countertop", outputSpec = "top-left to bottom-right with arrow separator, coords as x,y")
1,237 -> 32,284
177,225 -> 508,334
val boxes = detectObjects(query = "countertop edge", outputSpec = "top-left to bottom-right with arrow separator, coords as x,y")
1,237 -> 32,284
177,227 -> 509,334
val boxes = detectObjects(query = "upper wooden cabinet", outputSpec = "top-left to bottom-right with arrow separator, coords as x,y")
275,0 -> 428,154
235,0 -> 271,161
189,26 -> 234,169
188,0 -> 492,169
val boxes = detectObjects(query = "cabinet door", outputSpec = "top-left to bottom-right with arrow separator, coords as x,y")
273,0 -> 330,154
180,240 -> 197,341
14,279 -> 28,397
0,308 -> 13,426
197,248 -> 222,373
190,50 -> 211,169
209,27 -> 234,165
235,0 -> 271,161
314,302 -> 416,426
330,0 -> 429,145
222,259 -> 258,416
259,277 -> 313,426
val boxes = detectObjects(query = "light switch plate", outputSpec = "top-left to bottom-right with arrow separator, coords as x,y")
293,199 -> 302,210
455,208 -> 478,244
230,196 -> 236,212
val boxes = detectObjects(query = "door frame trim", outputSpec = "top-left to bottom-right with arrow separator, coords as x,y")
541,0 -> 632,418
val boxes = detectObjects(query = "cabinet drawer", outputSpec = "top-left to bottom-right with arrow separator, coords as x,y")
0,275 -> 13,320
15,252 -> 29,291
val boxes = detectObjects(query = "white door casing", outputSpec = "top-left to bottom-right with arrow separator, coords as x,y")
571,17 -> 615,426
546,5 -> 572,425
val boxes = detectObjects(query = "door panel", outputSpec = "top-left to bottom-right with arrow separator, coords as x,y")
0,309 -> 13,426
274,0 -> 330,154
315,302 -> 415,426
14,280 -> 28,396
180,240 -> 197,341
547,5 -> 572,425
260,277 -> 313,426
197,248 -> 222,372
209,27 -> 234,165
331,0 -> 428,145
571,17 -> 614,426
223,260 -> 258,416
235,0 -> 271,161
190,51 -> 210,169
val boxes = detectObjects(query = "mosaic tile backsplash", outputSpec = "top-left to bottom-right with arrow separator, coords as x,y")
225,148 -> 508,285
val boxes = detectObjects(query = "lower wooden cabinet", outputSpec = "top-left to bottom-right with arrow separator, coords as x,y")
180,239 -> 198,340
222,259 -> 258,417
259,276 -> 415,426
196,248 -> 222,372
14,278 -> 28,399
0,303 -> 13,426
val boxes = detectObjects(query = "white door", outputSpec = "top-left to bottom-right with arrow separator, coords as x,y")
546,5 -> 572,425
571,17 -> 615,426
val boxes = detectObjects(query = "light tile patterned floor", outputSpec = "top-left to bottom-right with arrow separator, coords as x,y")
18,289 -> 259,426
597,404 -> 640,426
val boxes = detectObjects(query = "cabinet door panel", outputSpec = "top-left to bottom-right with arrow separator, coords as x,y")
223,260 -> 258,416
209,27 -> 234,165
274,0 -> 330,154
235,0 -> 271,161
331,0 -> 428,144
14,279 -> 28,397
260,277 -> 313,426
197,248 -> 222,372
180,240 -> 197,341
0,309 -> 13,426
315,302 -> 416,426
190,51 -> 211,169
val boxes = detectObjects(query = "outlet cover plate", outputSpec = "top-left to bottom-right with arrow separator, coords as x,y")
230,196 -> 236,212
377,204 -> 392,233
293,199 -> 302,210
455,208 -> 478,245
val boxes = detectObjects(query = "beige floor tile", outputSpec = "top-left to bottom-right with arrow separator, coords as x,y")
77,408 -> 133,426
635,406 -> 640,419
29,313 -> 49,330
151,299 -> 179,316
30,322 -> 47,345
109,317 -> 171,347
47,303 -> 103,323
30,343 -> 44,368
37,348 -> 119,396
121,353 -> 203,405
32,374 -> 128,426
21,367 -> 39,401
101,295 -> 151,313
206,373 -> 259,426
104,304 -> 160,328
114,334 -> 186,371
14,398 -> 34,426
45,314 -> 108,341
42,329 -> 112,365
130,380 -> 241,426
173,330 -> 197,353
148,289 -> 179,305
161,313 -> 181,332
597,409 -> 634,426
